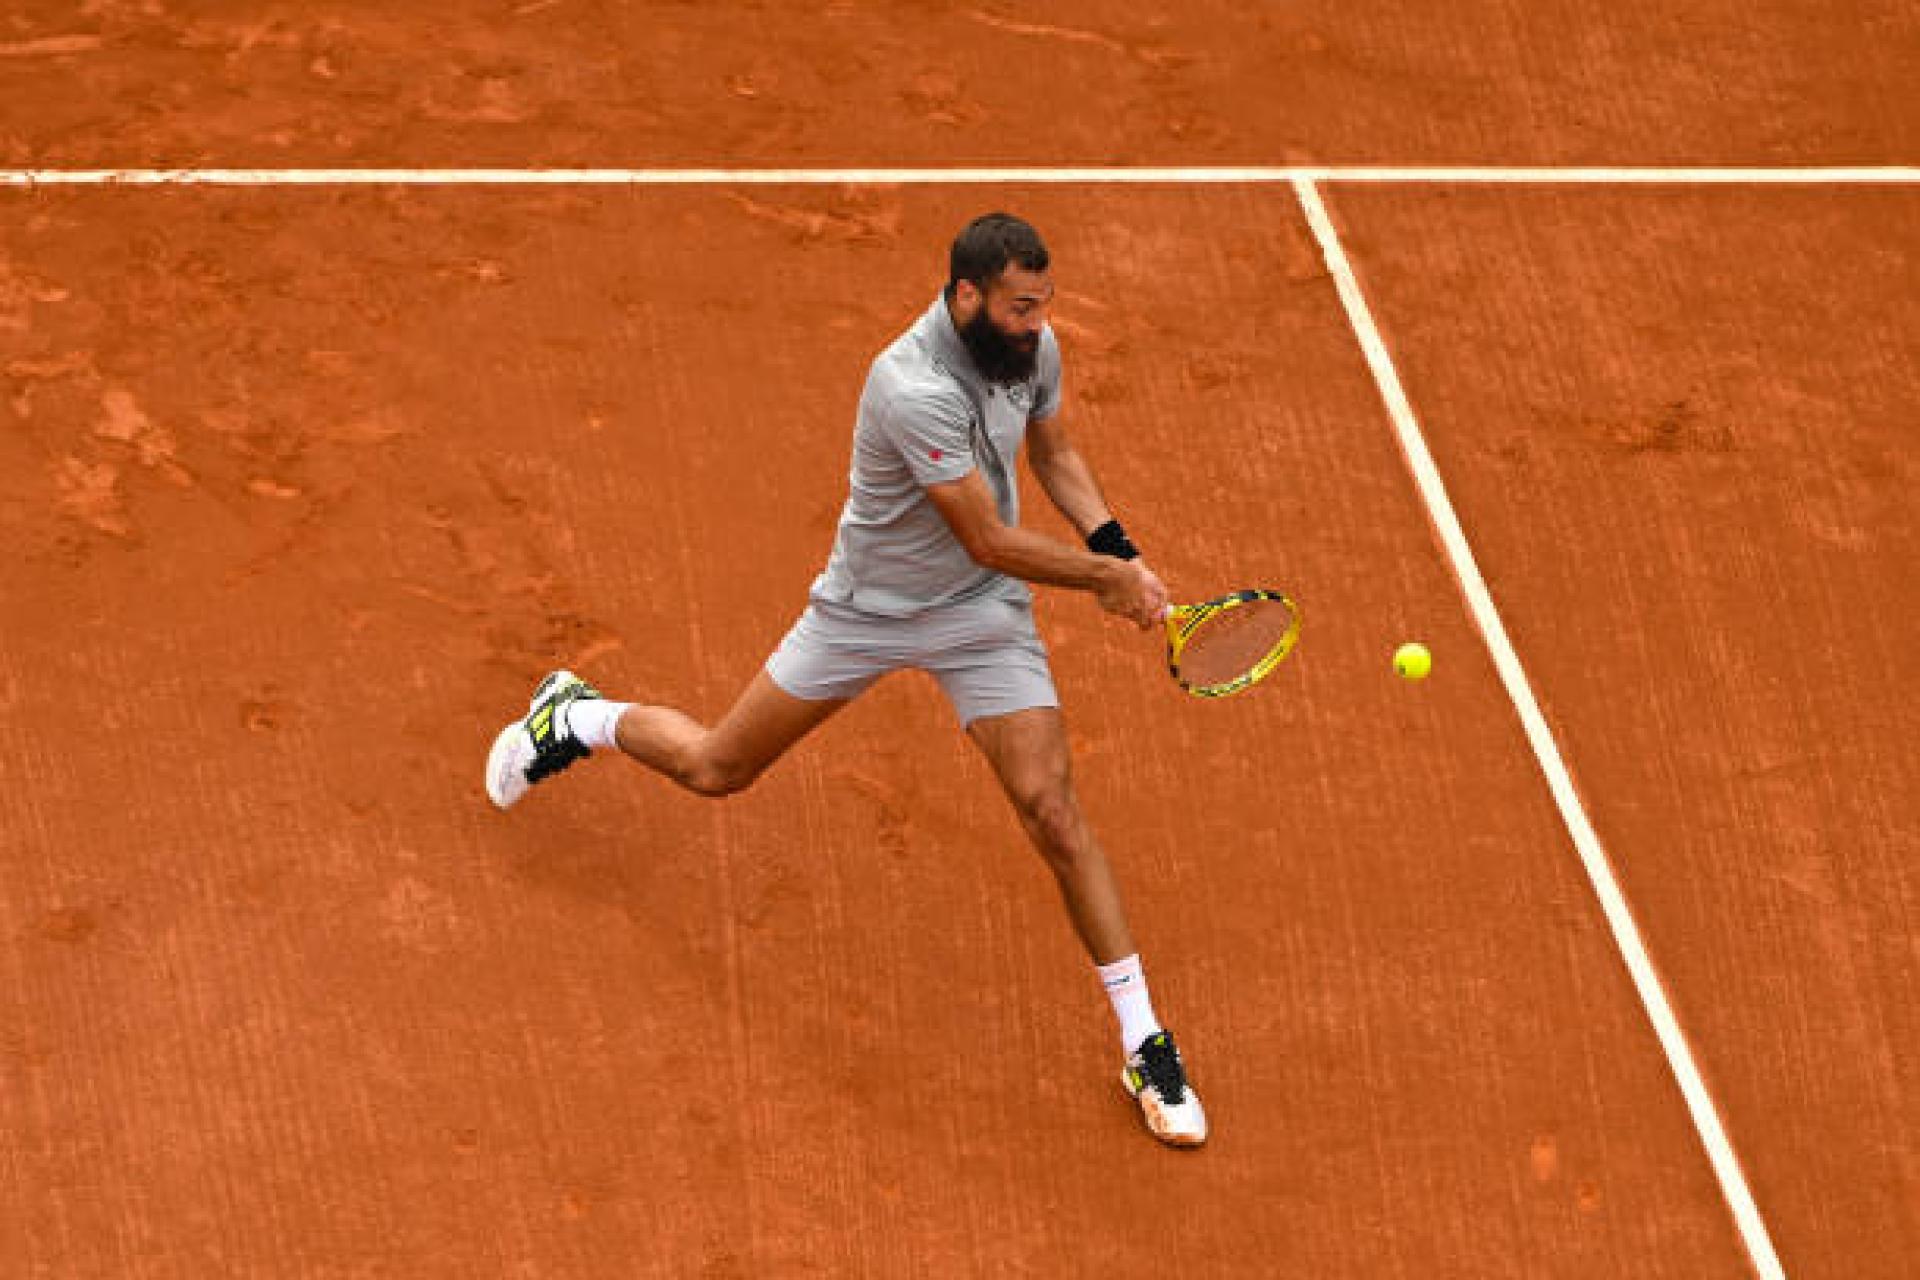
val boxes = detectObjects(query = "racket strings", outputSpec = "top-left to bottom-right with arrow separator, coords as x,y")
1176,597 -> 1296,691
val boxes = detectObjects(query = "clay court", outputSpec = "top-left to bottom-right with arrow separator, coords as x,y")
2,4 -> 1915,1277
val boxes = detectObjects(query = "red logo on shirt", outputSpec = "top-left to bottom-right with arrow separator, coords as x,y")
929,448 -> 943,461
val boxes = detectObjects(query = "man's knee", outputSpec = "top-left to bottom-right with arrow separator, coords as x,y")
1013,777 -> 1086,860
682,752 -> 759,798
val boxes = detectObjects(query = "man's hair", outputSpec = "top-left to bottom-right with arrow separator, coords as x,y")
946,212 -> 1049,296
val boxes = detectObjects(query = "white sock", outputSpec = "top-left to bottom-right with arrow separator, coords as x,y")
1098,953 -> 1163,1054
565,698 -> 631,752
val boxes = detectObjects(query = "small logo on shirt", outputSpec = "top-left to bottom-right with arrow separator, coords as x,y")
928,448 -> 944,461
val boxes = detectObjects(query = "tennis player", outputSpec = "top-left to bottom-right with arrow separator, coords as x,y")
486,213 -> 1206,1147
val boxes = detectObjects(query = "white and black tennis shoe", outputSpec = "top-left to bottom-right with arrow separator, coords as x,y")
485,669 -> 601,810
1122,1030 -> 1208,1148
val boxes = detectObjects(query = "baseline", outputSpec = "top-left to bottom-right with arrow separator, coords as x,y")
2,165 -> 1918,188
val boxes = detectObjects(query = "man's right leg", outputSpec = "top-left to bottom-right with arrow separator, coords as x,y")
486,668 -> 847,809
604,671 -> 848,797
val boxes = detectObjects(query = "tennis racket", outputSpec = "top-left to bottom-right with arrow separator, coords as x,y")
1163,589 -> 1301,698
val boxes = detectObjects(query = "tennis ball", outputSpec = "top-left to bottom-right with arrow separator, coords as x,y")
1393,642 -> 1432,681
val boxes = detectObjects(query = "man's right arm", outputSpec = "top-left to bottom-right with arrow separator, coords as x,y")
924,471 -> 1165,627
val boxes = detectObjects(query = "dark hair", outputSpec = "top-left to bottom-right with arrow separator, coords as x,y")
946,212 -> 1049,296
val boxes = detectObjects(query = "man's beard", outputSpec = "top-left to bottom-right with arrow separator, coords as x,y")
957,308 -> 1041,385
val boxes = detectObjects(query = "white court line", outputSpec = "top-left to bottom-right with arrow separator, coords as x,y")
1292,176 -> 1789,1280
0,165 -> 1917,186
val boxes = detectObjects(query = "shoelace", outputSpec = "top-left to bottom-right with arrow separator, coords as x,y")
1137,1035 -> 1189,1105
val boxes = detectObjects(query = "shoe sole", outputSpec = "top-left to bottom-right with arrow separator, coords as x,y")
484,720 -> 529,810
1152,1127 -> 1207,1149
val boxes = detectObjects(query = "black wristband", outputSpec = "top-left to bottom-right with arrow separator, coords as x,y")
1086,518 -> 1140,561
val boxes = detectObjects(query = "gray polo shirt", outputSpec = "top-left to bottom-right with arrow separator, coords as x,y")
812,296 -> 1062,617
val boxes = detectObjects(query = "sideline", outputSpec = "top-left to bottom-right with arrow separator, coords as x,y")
1293,174 -> 1789,1280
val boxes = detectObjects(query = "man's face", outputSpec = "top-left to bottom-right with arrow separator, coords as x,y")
955,264 -> 1053,385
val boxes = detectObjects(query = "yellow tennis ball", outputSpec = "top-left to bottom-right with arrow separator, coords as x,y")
1393,642 -> 1432,680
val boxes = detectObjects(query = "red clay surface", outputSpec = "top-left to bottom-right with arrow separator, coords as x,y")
1,2 -> 1915,168
4,186 -> 1767,1277
1331,185 -> 1920,1279
4,6 -> 1917,1278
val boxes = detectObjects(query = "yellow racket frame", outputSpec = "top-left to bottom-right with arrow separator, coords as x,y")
1164,588 -> 1302,698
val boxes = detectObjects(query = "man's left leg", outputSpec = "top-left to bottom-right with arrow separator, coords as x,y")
966,706 -> 1208,1148
965,706 -> 1133,963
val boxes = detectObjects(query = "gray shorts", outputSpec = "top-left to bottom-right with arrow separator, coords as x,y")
765,594 -> 1060,726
